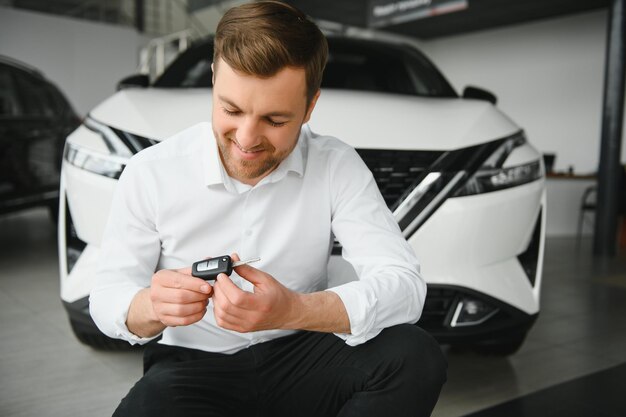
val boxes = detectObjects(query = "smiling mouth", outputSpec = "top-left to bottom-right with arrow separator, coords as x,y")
232,139 -> 265,154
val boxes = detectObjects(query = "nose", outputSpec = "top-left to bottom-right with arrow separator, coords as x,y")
235,117 -> 262,150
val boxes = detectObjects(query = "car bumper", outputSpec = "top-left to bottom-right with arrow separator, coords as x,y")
328,178 -> 545,342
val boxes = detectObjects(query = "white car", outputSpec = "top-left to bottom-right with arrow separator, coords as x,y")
59,33 -> 545,355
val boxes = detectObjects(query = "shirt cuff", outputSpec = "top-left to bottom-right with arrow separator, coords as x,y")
90,285 -> 162,345
115,293 -> 163,345
113,321 -> 161,345
326,285 -> 379,346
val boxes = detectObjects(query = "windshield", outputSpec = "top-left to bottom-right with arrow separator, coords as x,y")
154,36 -> 457,98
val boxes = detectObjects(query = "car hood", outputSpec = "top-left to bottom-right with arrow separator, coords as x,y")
90,88 -> 520,151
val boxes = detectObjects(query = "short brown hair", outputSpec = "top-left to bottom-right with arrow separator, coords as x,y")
214,1 -> 328,104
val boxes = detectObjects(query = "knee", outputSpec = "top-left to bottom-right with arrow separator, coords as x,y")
355,325 -> 447,416
378,324 -> 447,388
115,369 -> 176,416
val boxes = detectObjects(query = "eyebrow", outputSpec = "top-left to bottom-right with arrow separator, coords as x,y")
218,95 -> 295,119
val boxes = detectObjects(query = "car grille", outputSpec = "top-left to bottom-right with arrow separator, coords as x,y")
356,149 -> 444,209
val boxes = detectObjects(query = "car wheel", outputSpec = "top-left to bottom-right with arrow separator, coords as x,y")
69,319 -> 139,350
471,333 -> 527,356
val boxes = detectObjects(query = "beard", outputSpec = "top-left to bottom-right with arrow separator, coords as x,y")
215,131 -> 297,182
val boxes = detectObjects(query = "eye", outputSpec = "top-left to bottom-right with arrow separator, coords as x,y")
222,107 -> 240,116
266,118 -> 287,127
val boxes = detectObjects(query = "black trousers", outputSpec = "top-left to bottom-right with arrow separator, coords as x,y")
113,324 -> 447,417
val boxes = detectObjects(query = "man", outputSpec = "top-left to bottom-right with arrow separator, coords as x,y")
90,2 -> 447,416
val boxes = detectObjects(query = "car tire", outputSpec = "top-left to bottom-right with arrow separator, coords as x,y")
471,333 -> 527,356
70,320 -> 139,351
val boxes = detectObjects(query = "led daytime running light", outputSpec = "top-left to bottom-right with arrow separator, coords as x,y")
64,142 -> 127,179
455,134 -> 541,197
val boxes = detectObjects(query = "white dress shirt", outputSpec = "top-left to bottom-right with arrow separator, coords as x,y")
90,122 -> 425,354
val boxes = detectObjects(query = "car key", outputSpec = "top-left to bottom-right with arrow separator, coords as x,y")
191,255 -> 261,281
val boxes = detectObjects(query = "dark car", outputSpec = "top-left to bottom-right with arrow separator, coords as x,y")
0,56 -> 80,219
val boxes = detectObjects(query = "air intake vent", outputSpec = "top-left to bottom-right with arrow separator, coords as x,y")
418,287 -> 458,329
518,209 -> 542,287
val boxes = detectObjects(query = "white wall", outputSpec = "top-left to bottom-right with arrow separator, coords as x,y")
0,7 -> 150,116
420,9 -> 621,175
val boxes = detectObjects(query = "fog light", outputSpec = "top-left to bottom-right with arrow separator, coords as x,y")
450,297 -> 499,327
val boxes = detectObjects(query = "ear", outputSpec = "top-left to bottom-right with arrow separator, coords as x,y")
303,89 -> 321,124
211,62 -> 216,85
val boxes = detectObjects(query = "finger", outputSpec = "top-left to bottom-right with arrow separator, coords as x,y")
176,266 -> 214,294
176,266 -> 193,275
211,298 -> 249,326
228,253 -> 267,286
157,287 -> 212,304
212,285 -> 250,327
157,300 -> 208,318
214,274 -> 254,310
160,310 -> 207,327
233,264 -> 271,289
212,313 -> 250,333
210,285 -> 251,329
214,273 -> 256,310
154,270 -> 212,294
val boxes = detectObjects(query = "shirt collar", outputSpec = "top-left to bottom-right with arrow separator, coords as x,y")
202,123 -> 308,189
202,124 -> 225,187
266,127 -> 306,183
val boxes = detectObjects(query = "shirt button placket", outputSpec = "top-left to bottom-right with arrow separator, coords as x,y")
240,190 -> 256,292
241,189 -> 257,345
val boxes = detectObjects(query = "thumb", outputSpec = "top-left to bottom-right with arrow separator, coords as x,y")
234,263 -> 267,286
230,252 -> 267,287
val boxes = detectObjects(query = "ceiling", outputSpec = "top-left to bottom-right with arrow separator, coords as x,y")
7,0 -> 612,39
286,0 -> 610,39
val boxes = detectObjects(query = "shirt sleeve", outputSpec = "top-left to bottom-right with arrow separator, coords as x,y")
326,147 -> 426,346
89,158 -> 162,345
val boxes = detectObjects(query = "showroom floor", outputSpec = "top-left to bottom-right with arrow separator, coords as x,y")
1,208 -> 626,417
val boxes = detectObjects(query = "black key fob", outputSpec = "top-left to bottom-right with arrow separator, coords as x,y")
192,255 -> 233,281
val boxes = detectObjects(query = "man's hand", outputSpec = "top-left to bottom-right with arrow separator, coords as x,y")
212,254 -> 299,333
126,267 -> 213,338
150,267 -> 213,326
212,254 -> 351,334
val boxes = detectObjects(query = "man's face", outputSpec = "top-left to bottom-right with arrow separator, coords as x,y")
211,58 -> 319,185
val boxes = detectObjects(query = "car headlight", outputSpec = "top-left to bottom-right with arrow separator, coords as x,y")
454,133 -> 543,197
382,131 -> 543,239
83,116 -> 134,157
64,142 -> 127,179
63,116 -> 157,178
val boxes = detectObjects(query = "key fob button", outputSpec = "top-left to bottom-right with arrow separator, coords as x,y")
196,261 -> 210,272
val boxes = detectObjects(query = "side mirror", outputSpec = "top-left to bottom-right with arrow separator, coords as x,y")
117,74 -> 150,91
462,86 -> 497,105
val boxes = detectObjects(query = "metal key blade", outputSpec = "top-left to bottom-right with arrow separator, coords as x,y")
232,257 -> 261,267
